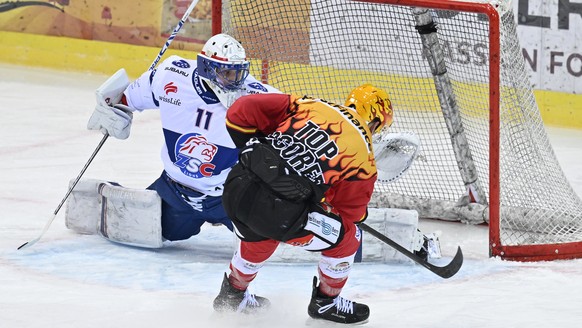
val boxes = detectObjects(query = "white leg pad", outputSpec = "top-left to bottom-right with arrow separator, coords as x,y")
98,183 -> 163,248
65,179 -> 163,248
65,179 -> 110,235
362,208 -> 419,263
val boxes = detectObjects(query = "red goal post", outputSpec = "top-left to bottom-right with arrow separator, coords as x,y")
213,0 -> 582,261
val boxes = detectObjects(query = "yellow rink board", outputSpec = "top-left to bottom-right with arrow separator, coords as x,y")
0,31 -> 194,78
1,31 -> 580,129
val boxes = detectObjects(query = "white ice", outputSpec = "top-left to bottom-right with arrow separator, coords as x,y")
1,64 -> 582,328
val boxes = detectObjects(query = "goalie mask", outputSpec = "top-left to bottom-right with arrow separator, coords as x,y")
197,34 -> 250,91
344,84 -> 393,134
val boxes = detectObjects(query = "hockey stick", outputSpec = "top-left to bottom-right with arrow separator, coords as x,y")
17,0 -> 200,250
149,0 -> 200,71
18,135 -> 109,250
358,222 -> 463,279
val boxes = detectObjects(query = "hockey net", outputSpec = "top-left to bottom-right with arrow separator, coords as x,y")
216,0 -> 582,261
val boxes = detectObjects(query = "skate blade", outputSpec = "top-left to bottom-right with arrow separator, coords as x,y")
305,317 -> 369,326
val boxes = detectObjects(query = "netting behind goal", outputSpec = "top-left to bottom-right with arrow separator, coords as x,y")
216,0 -> 582,261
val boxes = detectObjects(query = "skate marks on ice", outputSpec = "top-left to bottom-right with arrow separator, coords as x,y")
5,227 -> 515,295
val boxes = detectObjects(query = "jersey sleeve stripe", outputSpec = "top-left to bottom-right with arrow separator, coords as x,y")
225,118 -> 258,134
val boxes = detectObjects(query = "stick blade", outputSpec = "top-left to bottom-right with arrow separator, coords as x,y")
16,212 -> 57,250
426,246 -> 463,279
17,237 -> 39,250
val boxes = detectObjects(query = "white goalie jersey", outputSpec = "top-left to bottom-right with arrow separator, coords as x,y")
123,55 -> 279,196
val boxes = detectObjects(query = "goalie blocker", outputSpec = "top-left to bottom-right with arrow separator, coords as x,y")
65,179 -> 163,248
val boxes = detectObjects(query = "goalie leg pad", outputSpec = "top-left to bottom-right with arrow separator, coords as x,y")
363,208 -> 442,262
65,179 -> 114,235
66,179 -> 163,248
362,208 -> 419,263
98,183 -> 163,248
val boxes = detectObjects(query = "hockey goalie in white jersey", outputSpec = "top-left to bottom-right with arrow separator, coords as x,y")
65,34 -> 279,248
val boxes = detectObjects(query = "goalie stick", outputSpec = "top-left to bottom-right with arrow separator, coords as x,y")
17,0 -> 201,250
358,222 -> 463,279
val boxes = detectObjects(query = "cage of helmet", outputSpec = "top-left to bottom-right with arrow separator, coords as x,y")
197,56 -> 249,91
197,34 -> 250,91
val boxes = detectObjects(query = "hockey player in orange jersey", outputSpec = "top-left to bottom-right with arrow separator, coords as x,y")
212,85 -> 393,325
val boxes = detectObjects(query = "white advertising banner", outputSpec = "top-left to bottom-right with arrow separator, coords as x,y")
515,0 -> 582,93
309,0 -> 580,94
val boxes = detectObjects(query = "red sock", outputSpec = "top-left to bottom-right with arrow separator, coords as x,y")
228,263 -> 257,291
317,268 -> 348,297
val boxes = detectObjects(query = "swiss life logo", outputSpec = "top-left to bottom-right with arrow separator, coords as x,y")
159,82 -> 181,106
164,82 -> 178,94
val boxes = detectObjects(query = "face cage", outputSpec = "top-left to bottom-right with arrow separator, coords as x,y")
198,56 -> 250,91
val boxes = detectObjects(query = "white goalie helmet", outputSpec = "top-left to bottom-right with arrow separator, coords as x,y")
197,33 -> 250,91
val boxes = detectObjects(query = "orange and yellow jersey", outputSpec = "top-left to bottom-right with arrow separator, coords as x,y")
226,93 -> 377,223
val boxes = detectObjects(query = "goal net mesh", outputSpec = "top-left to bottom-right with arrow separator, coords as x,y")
220,0 -> 582,260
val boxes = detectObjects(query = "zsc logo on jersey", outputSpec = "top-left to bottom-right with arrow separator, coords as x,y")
174,133 -> 218,178
248,82 -> 268,92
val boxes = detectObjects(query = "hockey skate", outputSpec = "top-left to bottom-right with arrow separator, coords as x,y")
307,277 -> 370,325
213,273 -> 270,314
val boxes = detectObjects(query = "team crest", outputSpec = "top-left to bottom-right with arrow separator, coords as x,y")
174,133 -> 218,178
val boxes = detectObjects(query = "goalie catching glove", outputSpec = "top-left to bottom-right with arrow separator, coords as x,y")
87,68 -> 134,140
373,131 -> 421,183
87,103 -> 133,139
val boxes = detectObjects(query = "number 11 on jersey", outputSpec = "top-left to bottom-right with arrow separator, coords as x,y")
195,108 -> 213,130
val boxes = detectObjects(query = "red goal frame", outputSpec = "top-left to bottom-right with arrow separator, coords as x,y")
211,0 -> 582,261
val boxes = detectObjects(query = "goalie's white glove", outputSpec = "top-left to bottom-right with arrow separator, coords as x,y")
373,131 -> 421,183
87,103 -> 133,140
87,68 -> 133,140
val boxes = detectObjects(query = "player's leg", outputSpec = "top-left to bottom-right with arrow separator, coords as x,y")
308,222 -> 370,325
213,238 -> 276,313
196,194 -> 234,231
147,172 -> 216,241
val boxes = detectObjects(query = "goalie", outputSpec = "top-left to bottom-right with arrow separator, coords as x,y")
65,34 -> 279,248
